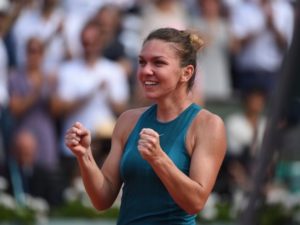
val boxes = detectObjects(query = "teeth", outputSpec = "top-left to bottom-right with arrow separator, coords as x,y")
145,81 -> 158,85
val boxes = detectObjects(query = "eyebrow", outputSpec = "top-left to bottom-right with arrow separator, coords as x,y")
138,55 -> 167,60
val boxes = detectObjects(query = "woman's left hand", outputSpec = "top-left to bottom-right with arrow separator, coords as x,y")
138,128 -> 164,163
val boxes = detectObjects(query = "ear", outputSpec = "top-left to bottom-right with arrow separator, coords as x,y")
180,65 -> 194,82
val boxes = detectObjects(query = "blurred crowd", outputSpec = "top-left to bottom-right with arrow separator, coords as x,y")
0,0 -> 297,212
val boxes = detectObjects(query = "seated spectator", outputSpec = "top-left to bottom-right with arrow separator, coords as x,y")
7,129 -> 63,207
224,87 -> 267,197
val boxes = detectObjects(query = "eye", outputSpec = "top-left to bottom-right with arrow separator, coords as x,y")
138,59 -> 146,66
154,61 -> 166,67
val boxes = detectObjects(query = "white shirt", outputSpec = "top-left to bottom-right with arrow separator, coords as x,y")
57,58 -> 129,156
12,8 -> 65,73
230,0 -> 294,71
226,113 -> 266,156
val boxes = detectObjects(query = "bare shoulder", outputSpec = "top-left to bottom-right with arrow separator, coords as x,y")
117,107 -> 149,125
187,109 -> 226,155
196,109 -> 225,131
113,107 -> 149,144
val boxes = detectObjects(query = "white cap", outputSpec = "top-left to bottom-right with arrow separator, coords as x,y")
0,0 -> 10,13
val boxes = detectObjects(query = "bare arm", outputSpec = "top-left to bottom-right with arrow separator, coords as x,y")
138,110 -> 227,214
65,109 -> 141,210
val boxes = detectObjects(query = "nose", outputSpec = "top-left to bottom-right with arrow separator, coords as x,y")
138,63 -> 154,77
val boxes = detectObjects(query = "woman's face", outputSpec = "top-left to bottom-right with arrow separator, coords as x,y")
26,38 -> 44,70
137,39 -> 184,100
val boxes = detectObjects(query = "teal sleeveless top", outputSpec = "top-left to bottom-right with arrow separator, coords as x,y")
118,103 -> 201,225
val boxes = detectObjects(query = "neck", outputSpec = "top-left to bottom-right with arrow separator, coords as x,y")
156,96 -> 192,122
84,56 -> 98,66
203,12 -> 219,21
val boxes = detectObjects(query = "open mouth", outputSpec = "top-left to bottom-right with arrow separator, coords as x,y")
144,81 -> 159,86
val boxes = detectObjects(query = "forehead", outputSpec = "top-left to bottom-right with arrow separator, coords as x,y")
140,39 -> 179,60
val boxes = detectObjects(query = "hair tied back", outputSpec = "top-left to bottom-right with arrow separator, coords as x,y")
189,32 -> 204,52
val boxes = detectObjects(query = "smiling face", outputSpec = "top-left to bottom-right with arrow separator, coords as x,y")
138,39 -> 191,100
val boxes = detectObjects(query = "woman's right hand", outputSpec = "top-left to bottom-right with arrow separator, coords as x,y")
65,122 -> 91,157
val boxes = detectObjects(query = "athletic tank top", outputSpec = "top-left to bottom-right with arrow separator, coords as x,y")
118,103 -> 201,225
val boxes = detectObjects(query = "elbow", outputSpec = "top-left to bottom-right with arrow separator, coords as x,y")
92,200 -> 113,212
186,202 -> 205,215
184,197 -> 206,215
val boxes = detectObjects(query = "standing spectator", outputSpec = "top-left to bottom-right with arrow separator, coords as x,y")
12,0 -> 66,74
52,20 -> 129,183
192,0 -> 233,101
93,4 -> 133,78
139,0 -> 190,42
230,0 -> 294,94
8,37 -> 59,171
62,0 -> 106,59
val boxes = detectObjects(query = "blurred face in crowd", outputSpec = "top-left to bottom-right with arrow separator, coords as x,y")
81,23 -> 104,60
245,91 -> 266,115
42,0 -> 58,10
138,39 -> 187,100
199,0 -> 221,17
155,0 -> 176,8
14,130 -> 37,167
95,5 -> 121,34
26,38 -> 44,70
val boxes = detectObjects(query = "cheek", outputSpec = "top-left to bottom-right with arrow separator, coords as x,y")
137,68 -> 143,82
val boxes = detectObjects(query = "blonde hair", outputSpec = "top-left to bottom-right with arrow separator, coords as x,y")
188,31 -> 204,52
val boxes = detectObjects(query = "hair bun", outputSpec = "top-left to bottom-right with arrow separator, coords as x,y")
189,32 -> 204,52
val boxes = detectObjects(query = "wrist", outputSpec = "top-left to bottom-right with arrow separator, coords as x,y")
150,150 -> 170,169
76,147 -> 93,162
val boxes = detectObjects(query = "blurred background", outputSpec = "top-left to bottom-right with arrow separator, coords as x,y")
0,0 -> 299,224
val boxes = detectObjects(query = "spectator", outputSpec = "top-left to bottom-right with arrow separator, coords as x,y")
7,129 -> 63,206
139,0 -> 190,43
12,0 -> 66,74
93,4 -> 134,78
230,0 -> 294,94
62,0 -> 106,59
192,0 -> 233,101
225,87 -> 267,195
52,19 -> 129,184
8,37 -> 59,171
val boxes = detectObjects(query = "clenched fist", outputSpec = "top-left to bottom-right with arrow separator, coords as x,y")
138,128 -> 164,162
65,122 -> 91,157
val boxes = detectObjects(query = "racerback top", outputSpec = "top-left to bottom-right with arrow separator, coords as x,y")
118,103 -> 201,225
